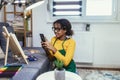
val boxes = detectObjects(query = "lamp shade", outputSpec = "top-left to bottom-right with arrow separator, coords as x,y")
25,0 -> 44,11
0,0 -> 44,10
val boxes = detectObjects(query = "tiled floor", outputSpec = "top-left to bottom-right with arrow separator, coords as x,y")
76,63 -> 120,80
77,69 -> 120,80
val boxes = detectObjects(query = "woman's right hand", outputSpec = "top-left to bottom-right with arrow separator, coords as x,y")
41,41 -> 57,54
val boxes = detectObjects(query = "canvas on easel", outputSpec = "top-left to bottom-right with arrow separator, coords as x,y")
2,26 -> 28,65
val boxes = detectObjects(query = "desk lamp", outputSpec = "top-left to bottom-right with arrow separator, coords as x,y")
24,0 -> 44,19
0,0 -> 44,10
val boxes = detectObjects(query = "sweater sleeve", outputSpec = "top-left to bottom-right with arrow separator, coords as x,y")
49,37 -> 56,56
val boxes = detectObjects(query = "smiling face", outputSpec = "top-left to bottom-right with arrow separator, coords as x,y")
53,23 -> 66,40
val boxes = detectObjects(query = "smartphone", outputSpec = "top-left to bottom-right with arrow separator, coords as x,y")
39,34 -> 53,61
39,33 -> 46,42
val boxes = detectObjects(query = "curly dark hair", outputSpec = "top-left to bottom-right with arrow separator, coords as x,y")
53,19 -> 74,36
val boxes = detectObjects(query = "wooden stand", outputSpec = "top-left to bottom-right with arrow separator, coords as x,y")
2,26 -> 28,65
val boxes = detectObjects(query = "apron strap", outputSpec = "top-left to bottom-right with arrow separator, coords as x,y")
53,38 -> 67,50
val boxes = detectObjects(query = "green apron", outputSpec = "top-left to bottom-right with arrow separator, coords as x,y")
53,38 -> 76,73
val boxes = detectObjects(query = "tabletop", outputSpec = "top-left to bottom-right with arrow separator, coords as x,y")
36,71 -> 82,80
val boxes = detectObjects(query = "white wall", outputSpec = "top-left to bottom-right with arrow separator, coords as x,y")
92,24 -> 120,65
32,0 -> 120,66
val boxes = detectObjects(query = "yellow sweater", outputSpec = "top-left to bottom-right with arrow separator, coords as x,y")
50,37 -> 76,66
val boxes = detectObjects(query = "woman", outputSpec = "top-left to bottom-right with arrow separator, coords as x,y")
41,19 -> 76,73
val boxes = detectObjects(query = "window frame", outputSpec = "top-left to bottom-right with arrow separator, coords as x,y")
47,0 -> 119,23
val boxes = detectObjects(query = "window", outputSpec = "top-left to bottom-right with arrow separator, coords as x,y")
53,0 -> 82,16
48,0 -> 118,22
86,0 -> 113,16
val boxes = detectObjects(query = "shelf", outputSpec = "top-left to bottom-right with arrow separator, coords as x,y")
4,5 -> 32,47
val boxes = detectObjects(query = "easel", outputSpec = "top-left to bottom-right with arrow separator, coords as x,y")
2,26 -> 28,65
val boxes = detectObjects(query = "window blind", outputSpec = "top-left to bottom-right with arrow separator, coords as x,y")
53,0 -> 82,16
